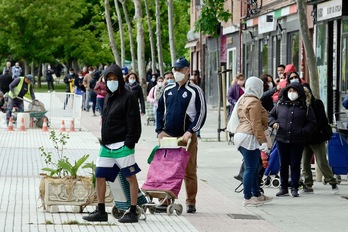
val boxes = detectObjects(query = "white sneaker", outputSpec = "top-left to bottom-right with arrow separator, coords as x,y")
255,194 -> 273,204
242,197 -> 264,207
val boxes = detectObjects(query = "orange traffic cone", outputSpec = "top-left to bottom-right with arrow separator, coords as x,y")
69,119 -> 75,132
60,120 -> 66,132
19,117 -> 26,131
7,118 -> 14,131
42,118 -> 48,132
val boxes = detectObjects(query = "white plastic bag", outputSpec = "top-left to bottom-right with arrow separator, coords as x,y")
226,105 -> 239,133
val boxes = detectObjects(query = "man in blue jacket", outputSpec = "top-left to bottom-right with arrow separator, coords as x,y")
82,64 -> 142,223
343,94 -> 348,128
156,57 -> 207,213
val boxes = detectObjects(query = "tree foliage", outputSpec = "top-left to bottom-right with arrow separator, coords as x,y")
194,0 -> 231,37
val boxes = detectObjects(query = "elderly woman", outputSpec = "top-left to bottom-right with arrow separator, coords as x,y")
269,82 -> 316,197
233,76 -> 272,207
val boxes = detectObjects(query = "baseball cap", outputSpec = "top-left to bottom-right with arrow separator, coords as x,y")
173,57 -> 190,69
26,74 -> 34,82
122,67 -> 129,75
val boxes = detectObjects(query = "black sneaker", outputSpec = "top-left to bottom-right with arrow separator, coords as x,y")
302,186 -> 314,194
276,188 -> 289,197
291,188 -> 299,197
118,211 -> 138,223
82,209 -> 108,222
187,205 -> 196,213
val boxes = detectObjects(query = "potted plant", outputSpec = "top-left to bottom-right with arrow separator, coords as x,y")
39,131 -> 113,213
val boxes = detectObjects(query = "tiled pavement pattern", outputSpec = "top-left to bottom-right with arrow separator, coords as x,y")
0,100 -> 348,231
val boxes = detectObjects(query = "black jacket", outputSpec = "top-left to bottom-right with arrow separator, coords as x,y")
0,73 -> 13,93
125,82 -> 145,114
261,87 -> 277,112
101,64 -> 141,148
268,83 -> 316,144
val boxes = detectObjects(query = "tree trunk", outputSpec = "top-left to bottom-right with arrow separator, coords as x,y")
296,0 -> 319,98
120,0 -> 137,72
133,0 -> 146,81
114,0 -> 125,67
104,0 -> 120,65
155,0 -> 164,76
167,0 -> 176,65
144,0 -> 157,74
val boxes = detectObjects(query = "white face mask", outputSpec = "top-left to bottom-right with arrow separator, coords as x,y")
129,79 -> 136,85
167,79 -> 175,85
78,75 -> 83,79
107,80 -> 119,93
268,82 -> 273,89
89,71 -> 93,74
290,78 -> 300,83
288,92 -> 299,101
157,82 -> 163,87
174,72 -> 185,83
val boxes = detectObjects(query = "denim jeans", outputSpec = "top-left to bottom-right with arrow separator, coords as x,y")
276,141 -> 304,190
238,146 -> 261,200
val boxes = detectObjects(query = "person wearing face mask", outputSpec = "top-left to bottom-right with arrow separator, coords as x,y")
124,72 -> 145,116
146,73 -> 158,95
163,71 -> 175,85
147,76 -> 164,125
94,74 -> 107,117
260,74 -> 278,112
83,66 -> 95,112
286,71 -> 302,85
231,76 -> 273,207
83,64 -> 142,224
156,57 -> 207,214
63,69 -> 77,109
268,82 -> 316,197
45,65 -> 55,92
227,73 -> 245,115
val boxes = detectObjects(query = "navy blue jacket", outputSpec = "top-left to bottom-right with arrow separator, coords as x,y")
156,81 -> 206,137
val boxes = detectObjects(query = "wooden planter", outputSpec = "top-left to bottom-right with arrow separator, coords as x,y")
39,175 -> 114,213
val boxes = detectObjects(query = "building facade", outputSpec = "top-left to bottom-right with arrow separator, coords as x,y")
188,0 -> 348,120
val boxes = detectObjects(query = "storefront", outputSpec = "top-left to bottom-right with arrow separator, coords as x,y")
314,0 -> 348,119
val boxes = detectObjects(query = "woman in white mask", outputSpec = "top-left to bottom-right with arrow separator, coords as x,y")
124,72 -> 145,115
268,82 -> 316,198
147,76 -> 164,125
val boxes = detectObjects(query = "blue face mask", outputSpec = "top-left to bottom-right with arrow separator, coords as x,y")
129,79 -> 136,85
167,79 -> 175,85
107,80 -> 119,92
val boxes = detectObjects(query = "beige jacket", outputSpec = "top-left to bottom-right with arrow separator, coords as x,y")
236,96 -> 268,144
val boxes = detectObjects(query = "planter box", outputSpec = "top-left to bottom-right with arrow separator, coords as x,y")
40,175 -> 114,213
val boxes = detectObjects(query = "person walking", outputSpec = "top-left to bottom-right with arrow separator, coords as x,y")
45,65 -> 55,92
94,74 -> 107,117
82,64 -> 142,223
301,83 -> 339,194
2,62 -> 12,76
269,82 -> 316,197
83,66 -> 94,111
232,76 -> 273,207
147,76 -> 164,125
156,57 -> 207,213
11,62 -> 22,79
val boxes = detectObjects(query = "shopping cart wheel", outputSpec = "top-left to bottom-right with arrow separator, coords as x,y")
148,206 -> 156,214
111,206 -> 125,219
166,205 -> 174,215
272,178 -> 280,188
175,204 -> 183,216
264,176 -> 271,187
260,178 -> 265,187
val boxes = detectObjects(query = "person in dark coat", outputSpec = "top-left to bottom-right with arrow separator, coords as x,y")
82,64 -> 142,223
227,73 -> 245,115
301,83 -> 339,194
46,65 -> 55,92
124,72 -> 145,115
0,69 -> 13,94
260,74 -> 278,112
268,82 -> 316,197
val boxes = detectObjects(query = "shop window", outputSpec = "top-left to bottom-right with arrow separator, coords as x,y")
260,39 -> 269,75
287,32 -> 300,70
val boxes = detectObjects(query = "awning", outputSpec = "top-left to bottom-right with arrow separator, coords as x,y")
184,40 -> 198,49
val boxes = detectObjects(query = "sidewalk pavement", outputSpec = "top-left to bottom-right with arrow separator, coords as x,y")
0,101 -> 348,232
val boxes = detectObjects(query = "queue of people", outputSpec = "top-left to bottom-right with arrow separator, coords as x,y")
228,63 -> 344,207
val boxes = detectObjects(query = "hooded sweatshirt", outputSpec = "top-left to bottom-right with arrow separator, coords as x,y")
234,77 -> 268,148
101,64 -> 141,148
